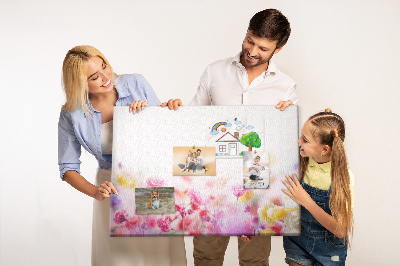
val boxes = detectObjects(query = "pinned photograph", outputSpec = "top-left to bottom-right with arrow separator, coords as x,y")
173,147 -> 216,176
135,187 -> 176,215
205,117 -> 265,157
242,151 -> 270,189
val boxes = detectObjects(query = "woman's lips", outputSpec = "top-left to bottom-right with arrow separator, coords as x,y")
102,79 -> 111,88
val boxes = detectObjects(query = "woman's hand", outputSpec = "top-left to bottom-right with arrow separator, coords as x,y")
282,173 -> 313,207
238,235 -> 253,243
94,181 -> 118,201
129,100 -> 148,113
160,99 -> 182,110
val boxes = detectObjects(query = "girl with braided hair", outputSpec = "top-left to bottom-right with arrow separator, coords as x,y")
282,108 -> 354,265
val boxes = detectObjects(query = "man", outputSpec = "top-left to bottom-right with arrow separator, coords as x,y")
164,8 -> 296,265
195,149 -> 207,174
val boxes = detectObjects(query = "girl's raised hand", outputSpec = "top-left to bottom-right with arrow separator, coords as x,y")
95,181 -> 118,201
160,99 -> 182,110
129,100 -> 148,113
282,173 -> 313,207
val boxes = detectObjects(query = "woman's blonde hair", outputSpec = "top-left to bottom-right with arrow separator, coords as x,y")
61,45 -> 114,116
300,108 -> 354,246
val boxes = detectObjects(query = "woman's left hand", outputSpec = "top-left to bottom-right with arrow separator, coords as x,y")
129,100 -> 148,113
160,99 -> 182,110
282,173 -> 313,207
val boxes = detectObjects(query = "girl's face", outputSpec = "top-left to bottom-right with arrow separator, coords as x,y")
297,121 -> 331,163
86,56 -> 113,94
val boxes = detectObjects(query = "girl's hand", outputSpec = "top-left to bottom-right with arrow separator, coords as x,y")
238,235 -> 253,243
129,100 -> 148,113
282,173 -> 313,207
94,181 -> 118,201
160,99 -> 182,110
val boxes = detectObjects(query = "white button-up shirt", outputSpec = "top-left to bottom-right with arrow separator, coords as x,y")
190,53 -> 297,106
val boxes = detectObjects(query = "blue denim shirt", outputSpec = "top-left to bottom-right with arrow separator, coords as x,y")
58,74 -> 161,179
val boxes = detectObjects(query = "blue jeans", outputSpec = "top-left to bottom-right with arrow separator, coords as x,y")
283,182 -> 347,265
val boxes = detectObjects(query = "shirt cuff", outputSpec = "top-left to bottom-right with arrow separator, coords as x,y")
59,164 -> 81,180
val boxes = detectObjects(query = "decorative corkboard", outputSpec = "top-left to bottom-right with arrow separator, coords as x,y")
110,106 -> 300,236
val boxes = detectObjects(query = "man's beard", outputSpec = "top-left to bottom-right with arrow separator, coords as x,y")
241,46 -> 275,68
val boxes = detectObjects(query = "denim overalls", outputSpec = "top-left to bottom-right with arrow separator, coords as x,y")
283,182 -> 348,266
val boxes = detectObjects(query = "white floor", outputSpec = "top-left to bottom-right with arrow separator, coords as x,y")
184,236 -> 287,266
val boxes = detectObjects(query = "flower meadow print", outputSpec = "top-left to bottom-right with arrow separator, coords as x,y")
110,106 -> 300,236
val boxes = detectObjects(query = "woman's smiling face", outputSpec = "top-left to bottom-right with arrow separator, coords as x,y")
86,56 -> 112,94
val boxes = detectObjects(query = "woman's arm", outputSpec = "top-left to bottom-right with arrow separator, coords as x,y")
63,170 -> 117,201
282,174 -> 346,238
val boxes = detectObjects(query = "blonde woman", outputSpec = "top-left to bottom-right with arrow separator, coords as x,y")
58,45 -> 186,266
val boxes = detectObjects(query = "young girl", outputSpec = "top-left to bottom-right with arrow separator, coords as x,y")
179,150 -> 193,172
282,108 -> 354,265
58,45 -> 186,265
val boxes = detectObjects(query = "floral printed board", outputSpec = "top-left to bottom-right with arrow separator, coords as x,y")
110,106 -> 300,236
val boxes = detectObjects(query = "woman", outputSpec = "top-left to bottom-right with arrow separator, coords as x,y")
58,45 -> 186,266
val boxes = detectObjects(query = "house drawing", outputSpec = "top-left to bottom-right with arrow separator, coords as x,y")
215,132 -> 240,156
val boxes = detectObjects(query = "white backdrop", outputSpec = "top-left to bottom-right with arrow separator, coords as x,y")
1,0 -> 399,265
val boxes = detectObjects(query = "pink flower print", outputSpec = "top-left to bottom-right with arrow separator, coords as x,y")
199,210 -> 208,218
270,221 -> 285,236
244,205 -> 250,212
271,196 -> 283,206
203,216 -> 211,222
125,216 -> 139,230
179,216 -> 193,231
113,210 -> 128,224
118,162 -> 123,169
180,210 -> 187,218
146,217 -> 157,228
157,217 -> 172,233
232,185 -> 246,199
146,177 -> 165,187
175,204 -> 184,213
181,175 -> 193,183
178,219 -> 184,231
252,216 -> 259,224
175,204 -> 187,218
187,209 -> 194,215
191,203 -> 199,211
187,189 -> 203,205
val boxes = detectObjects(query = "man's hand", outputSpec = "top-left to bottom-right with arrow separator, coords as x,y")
238,235 -> 254,243
160,99 -> 183,110
276,100 -> 293,111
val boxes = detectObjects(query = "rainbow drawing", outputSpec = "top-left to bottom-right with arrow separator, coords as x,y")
211,122 -> 227,131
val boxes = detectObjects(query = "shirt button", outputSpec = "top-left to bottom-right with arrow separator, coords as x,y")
315,173 -> 318,175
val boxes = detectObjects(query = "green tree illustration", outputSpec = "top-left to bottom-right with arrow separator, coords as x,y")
240,132 -> 261,151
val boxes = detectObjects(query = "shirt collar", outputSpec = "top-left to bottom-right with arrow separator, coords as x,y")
232,52 -> 277,75
309,157 -> 331,173
113,74 -> 130,98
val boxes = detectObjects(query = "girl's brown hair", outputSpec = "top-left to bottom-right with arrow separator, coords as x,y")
300,108 -> 353,245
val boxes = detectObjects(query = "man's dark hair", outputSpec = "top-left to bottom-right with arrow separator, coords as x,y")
197,149 -> 201,152
248,9 -> 291,48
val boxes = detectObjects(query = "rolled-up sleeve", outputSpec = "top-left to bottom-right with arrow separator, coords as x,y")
284,83 -> 298,104
189,67 -> 211,106
137,74 -> 161,106
58,110 -> 81,180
